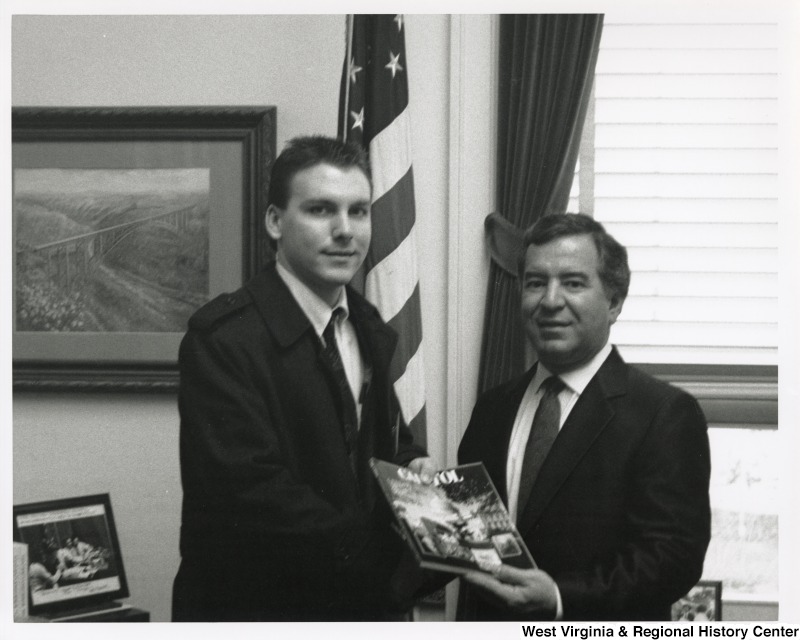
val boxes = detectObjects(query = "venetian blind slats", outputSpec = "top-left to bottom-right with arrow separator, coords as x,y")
591,16 -> 779,366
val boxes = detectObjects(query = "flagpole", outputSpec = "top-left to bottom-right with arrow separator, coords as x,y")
342,14 -> 354,142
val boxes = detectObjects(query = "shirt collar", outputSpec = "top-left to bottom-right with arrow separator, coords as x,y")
533,342 -> 613,396
276,262 -> 349,339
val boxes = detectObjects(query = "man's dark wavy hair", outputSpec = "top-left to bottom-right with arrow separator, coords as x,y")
267,135 -> 371,209
518,213 -> 631,302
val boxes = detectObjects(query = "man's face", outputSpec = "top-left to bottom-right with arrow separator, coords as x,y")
266,163 -> 371,305
521,234 -> 623,374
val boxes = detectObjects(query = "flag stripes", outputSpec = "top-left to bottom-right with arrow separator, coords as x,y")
385,282 -> 424,375
365,223 -> 419,318
369,110 -> 412,200
367,168 -> 416,266
392,341 -> 426,424
339,14 -> 427,445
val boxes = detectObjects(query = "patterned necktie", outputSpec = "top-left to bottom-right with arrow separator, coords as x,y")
321,310 -> 359,474
517,375 -> 566,517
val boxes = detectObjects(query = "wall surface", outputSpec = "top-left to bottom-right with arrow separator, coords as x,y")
12,15 -> 344,145
11,13 -> 464,623
13,392 -> 181,622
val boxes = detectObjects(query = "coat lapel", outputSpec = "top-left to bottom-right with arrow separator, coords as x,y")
245,265 -> 399,509
246,264 -> 313,348
244,264 -> 397,374
346,288 -> 397,381
517,349 -> 628,534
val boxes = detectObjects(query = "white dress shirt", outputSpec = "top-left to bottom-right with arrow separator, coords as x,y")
276,263 -> 366,425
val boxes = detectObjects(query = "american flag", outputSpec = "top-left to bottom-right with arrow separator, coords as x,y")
338,14 -> 427,445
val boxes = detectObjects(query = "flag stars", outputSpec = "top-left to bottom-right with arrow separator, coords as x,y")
394,15 -> 404,32
350,108 -> 364,132
385,51 -> 403,79
348,57 -> 362,85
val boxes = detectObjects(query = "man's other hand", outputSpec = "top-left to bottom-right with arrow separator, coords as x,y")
463,565 -> 558,619
406,456 -> 437,482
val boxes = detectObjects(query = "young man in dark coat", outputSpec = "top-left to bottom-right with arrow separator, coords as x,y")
458,213 -> 711,621
172,136 -> 434,622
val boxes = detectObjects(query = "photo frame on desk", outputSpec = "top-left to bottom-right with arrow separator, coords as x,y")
13,493 -> 130,619
12,106 -> 276,391
672,580 -> 723,621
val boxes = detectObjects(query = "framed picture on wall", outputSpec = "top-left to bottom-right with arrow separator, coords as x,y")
12,106 -> 276,391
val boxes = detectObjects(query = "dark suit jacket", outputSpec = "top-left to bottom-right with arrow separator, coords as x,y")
172,263 -> 426,621
458,348 -> 711,621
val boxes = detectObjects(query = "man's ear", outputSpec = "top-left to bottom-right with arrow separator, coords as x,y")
265,204 -> 282,242
608,294 -> 624,325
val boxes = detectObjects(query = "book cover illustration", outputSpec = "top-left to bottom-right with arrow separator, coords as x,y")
370,458 -> 537,575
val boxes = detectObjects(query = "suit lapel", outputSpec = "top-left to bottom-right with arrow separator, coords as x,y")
517,350 -> 628,534
481,367 -> 537,504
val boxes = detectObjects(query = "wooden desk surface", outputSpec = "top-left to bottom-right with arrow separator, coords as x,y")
17,606 -> 150,622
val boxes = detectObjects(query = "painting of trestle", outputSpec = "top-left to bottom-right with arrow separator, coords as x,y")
14,168 -> 210,332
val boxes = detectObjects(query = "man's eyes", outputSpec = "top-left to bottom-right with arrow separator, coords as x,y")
305,205 -> 369,217
524,278 -> 587,290
306,204 -> 334,215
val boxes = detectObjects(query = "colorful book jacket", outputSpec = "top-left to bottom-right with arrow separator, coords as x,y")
370,458 -> 537,575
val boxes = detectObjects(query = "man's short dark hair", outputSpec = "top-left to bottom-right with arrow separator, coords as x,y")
267,135 -> 371,209
519,212 -> 631,302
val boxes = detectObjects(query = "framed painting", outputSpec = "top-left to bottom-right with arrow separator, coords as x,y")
672,580 -> 723,621
12,106 -> 276,391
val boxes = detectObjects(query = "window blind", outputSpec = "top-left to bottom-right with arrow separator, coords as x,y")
586,13 -> 779,366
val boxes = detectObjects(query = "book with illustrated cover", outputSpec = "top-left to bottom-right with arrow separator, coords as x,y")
370,458 -> 537,575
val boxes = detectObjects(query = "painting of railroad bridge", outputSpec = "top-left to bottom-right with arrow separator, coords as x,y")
14,168 -> 210,333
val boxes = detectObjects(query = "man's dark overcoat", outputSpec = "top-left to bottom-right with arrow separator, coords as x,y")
458,348 -> 711,621
172,263 -> 426,621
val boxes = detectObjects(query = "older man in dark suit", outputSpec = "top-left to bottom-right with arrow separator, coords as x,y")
458,213 -> 711,621
172,136 -> 434,622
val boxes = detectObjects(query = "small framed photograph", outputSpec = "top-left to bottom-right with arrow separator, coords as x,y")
672,580 -> 722,621
12,106 -> 276,391
13,493 -> 130,618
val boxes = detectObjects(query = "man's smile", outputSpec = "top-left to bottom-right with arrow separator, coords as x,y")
537,320 -> 571,328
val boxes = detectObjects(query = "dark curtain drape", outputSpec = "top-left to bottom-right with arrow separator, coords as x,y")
477,14 -> 604,393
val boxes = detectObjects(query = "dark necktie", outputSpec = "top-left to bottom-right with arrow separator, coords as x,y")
321,310 -> 359,474
517,375 -> 566,517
